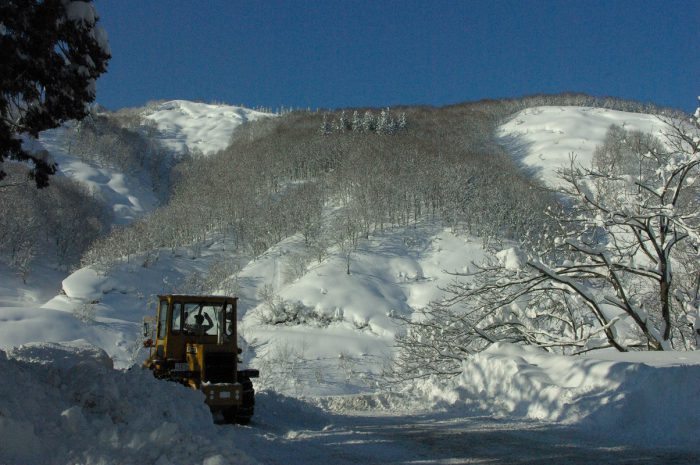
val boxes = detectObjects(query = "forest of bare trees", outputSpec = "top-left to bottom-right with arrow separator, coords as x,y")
81,93 -> 680,272
81,97 -> 558,268
0,163 -> 108,276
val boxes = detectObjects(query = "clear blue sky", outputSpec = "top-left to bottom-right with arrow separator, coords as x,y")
94,0 -> 699,113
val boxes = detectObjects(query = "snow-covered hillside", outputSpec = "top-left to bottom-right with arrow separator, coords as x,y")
25,128 -> 159,225
21,101 -> 271,240
142,100 -> 271,155
0,225 -> 486,378
2,103 -> 700,463
241,226 -> 486,396
21,100 -> 272,225
498,106 -> 669,187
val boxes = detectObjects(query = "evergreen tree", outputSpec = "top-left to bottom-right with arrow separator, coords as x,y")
351,110 -> 361,132
398,112 -> 407,130
0,0 -> 110,187
320,114 -> 332,135
361,111 -> 374,132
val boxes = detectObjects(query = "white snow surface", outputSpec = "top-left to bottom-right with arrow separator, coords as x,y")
241,226 -> 486,396
2,340 -> 699,465
3,225 -> 485,377
142,100 -> 272,155
4,223 -> 699,454
498,106 -> 670,187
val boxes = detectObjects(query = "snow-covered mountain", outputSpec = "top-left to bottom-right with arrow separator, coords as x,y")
142,100 -> 271,156
10,104 -> 677,375
33,100 -> 272,224
2,102 -> 699,464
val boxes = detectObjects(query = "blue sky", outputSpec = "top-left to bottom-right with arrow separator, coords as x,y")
94,0 -> 699,112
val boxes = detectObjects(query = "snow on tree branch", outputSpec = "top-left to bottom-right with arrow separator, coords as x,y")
391,99 -> 700,380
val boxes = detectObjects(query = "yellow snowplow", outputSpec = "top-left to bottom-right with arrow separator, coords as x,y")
143,295 -> 258,424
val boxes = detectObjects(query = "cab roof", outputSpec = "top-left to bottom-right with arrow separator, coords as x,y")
158,294 -> 238,303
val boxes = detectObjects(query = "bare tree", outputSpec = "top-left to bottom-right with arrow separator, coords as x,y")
392,103 -> 700,378
552,115 -> 699,350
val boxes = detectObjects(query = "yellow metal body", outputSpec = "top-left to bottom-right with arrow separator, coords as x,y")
144,295 -> 248,413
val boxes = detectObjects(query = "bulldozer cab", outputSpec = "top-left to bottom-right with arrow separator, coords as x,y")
145,295 -> 238,362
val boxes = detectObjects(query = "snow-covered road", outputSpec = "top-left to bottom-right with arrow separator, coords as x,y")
224,395 -> 700,465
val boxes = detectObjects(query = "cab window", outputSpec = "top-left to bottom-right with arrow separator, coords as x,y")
157,300 -> 168,339
184,303 -> 218,336
171,302 -> 185,333
225,302 -> 235,336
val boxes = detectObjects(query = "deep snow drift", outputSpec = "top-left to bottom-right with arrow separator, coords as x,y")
0,341 -> 257,465
407,343 -> 700,447
3,340 -> 699,465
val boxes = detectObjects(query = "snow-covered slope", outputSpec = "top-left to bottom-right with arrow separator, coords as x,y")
143,100 -> 272,155
240,226 -> 486,396
498,106 -> 669,187
4,104 -> 689,380
23,128 -> 159,225
0,100 -> 273,362
20,100 -> 271,225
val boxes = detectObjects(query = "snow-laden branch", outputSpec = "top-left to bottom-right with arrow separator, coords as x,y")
391,103 -> 700,380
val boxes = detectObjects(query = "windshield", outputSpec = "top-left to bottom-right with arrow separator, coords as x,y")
178,302 -> 234,337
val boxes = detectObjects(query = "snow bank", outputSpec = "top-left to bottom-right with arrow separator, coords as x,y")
0,307 -> 104,349
0,341 -> 258,465
412,343 -> 700,447
498,106 -> 669,188
143,100 -> 271,155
